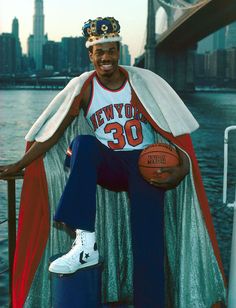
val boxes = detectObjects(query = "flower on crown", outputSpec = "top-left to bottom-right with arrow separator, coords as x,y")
82,17 -> 122,48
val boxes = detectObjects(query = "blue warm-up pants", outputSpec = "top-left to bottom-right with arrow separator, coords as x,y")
54,135 -> 165,308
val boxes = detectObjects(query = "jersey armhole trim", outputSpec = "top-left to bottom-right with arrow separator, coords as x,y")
84,79 -> 94,117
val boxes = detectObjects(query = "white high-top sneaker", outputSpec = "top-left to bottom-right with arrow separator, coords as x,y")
49,229 -> 99,274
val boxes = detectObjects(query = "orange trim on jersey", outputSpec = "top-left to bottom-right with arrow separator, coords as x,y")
84,77 -> 94,117
69,71 -> 97,116
95,74 -> 128,92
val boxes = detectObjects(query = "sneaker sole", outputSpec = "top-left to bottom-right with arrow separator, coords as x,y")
49,258 -> 99,274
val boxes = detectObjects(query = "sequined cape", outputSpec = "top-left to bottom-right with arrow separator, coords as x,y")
12,67 -> 226,307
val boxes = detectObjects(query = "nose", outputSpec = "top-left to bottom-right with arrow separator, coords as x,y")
101,51 -> 111,62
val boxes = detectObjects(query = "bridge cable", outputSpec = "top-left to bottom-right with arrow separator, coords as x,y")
157,0 -> 210,10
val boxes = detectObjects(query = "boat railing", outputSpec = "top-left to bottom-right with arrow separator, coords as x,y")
0,171 -> 24,307
223,125 -> 236,308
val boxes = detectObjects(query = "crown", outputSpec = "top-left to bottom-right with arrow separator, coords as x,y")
82,17 -> 122,48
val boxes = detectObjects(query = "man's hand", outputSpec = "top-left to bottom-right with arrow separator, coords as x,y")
149,150 -> 190,190
0,113 -> 76,180
0,163 -> 22,179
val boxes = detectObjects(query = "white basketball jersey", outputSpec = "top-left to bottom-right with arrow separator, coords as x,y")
85,76 -> 154,151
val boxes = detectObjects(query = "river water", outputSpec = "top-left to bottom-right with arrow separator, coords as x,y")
0,89 -> 236,306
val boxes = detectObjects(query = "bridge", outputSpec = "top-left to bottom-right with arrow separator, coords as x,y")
135,0 -> 236,91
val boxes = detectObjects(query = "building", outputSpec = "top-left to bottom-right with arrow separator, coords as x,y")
197,33 -> 214,54
119,44 -> 131,66
60,37 -> 90,74
195,22 -> 236,87
213,27 -> 226,50
29,0 -> 47,70
225,47 -> 236,80
41,37 -> 90,75
43,41 -> 61,71
197,22 -> 235,54
204,50 -> 225,79
194,49 -> 227,87
210,49 -> 226,79
0,33 -> 16,74
12,17 -> 22,73
27,34 -> 36,70
12,17 -> 19,39
225,21 -> 236,49
194,53 -> 205,78
197,27 -> 226,54
28,35 -> 34,60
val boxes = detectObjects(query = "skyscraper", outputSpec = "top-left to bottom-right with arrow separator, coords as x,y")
43,40 -> 61,71
60,37 -> 90,73
12,17 -> 22,73
30,0 -> 47,70
0,33 -> 16,74
119,44 -> 131,66
197,27 -> 226,54
225,21 -> 236,49
12,17 -> 19,39
213,27 -> 226,50
197,33 -> 215,54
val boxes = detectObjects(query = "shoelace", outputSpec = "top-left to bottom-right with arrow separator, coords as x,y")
61,231 -> 86,265
75,230 -> 85,246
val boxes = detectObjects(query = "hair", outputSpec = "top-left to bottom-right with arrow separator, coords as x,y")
89,42 -> 120,53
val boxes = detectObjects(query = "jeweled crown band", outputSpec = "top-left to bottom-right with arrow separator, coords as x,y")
82,17 -> 122,48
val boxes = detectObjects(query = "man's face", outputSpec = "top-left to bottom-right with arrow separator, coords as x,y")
89,42 -> 120,78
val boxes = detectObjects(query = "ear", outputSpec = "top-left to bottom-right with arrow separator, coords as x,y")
89,51 -> 93,62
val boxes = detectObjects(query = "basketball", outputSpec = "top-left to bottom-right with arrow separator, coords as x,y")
138,143 -> 180,182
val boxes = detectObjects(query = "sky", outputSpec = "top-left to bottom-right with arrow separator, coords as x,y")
0,0 -> 149,62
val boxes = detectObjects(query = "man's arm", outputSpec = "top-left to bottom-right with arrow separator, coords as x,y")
0,82 -> 92,179
0,111 -> 76,178
149,149 -> 190,190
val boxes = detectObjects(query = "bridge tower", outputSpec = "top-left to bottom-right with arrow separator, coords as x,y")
145,0 -> 196,92
145,0 -> 156,72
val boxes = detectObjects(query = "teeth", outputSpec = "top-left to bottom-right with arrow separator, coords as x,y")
101,64 -> 112,69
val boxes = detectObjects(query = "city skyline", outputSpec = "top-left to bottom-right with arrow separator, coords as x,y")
0,0 -> 148,63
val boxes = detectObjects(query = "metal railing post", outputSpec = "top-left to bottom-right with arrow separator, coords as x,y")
0,171 -> 23,307
227,186 -> 236,308
7,179 -> 16,306
223,125 -> 236,308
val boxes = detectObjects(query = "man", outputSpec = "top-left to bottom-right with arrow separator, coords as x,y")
0,17 -> 226,308
48,18 -> 190,308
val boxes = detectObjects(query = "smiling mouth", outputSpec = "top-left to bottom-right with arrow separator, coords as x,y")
100,64 -> 113,71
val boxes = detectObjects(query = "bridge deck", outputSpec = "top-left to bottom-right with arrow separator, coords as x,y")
157,0 -> 236,50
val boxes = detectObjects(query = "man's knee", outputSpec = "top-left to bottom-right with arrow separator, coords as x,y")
73,134 -> 97,146
69,135 -> 101,169
72,135 -> 100,152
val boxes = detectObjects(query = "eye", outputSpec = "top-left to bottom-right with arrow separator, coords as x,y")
95,51 -> 103,56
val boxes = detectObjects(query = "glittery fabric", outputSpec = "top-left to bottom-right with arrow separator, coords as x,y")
157,135 -> 227,307
24,113 -> 226,307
